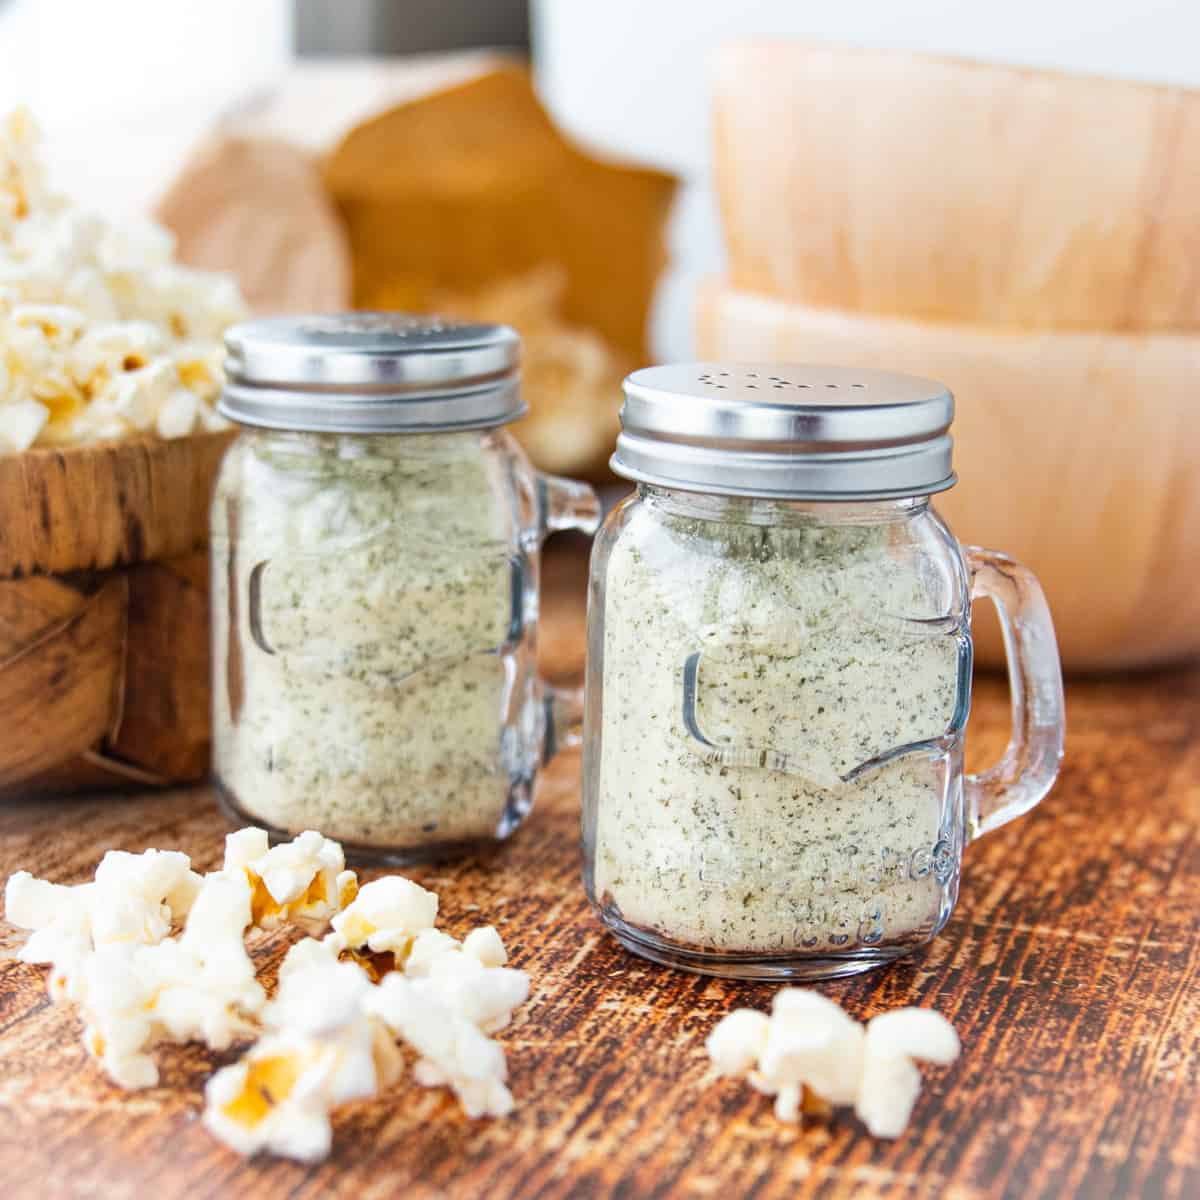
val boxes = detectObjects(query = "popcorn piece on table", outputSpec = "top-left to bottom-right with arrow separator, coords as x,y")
404,923 -> 508,978
204,1023 -> 391,1163
204,941 -> 402,1162
418,948 -> 530,1035
222,828 -> 358,934
363,924 -> 529,1117
72,872 -> 263,1089
144,871 -> 265,1042
705,1007 -> 770,1078
365,972 -> 520,1119
403,928 -> 462,977
4,834 -> 528,1156
324,875 -> 439,977
461,925 -> 508,968
705,988 -> 959,1138
12,888 -> 96,1005
756,988 -> 865,1109
5,848 -> 202,1001
74,944 -> 161,1089
855,1008 -> 961,1139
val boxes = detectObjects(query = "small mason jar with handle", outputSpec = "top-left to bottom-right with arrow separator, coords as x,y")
582,364 -> 1064,979
210,314 -> 600,864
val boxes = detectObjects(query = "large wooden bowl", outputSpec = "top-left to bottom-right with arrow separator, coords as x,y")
714,42 -> 1200,332
696,281 -> 1200,672
0,432 -> 234,796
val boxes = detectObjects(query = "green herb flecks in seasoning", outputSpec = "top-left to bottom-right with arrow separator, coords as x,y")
211,431 -> 516,846
593,496 -> 962,954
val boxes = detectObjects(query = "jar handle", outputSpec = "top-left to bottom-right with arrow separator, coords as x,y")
536,473 -> 601,759
964,546 -> 1066,841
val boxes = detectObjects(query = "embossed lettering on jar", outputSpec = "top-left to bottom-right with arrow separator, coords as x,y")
211,315 -> 599,863
581,365 -> 1065,980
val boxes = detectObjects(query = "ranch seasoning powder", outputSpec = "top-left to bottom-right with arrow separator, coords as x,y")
591,498 -> 963,954
212,431 -> 515,847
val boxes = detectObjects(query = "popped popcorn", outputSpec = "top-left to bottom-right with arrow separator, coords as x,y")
705,1007 -> 769,1079
402,924 -> 507,977
462,925 -> 508,969
855,1007 -> 961,1139
30,870 -> 262,1088
365,973 -> 518,1119
203,913 -> 528,1157
705,988 -> 960,1138
358,924 -> 529,1119
2,831 -> 353,1086
222,828 -> 358,934
327,875 -> 438,962
6,848 -> 202,1000
4,830 -> 529,1162
141,870 -> 265,1043
203,1015 -> 401,1163
0,108 -> 246,452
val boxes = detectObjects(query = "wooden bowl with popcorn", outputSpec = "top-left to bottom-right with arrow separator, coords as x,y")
0,109 -> 245,796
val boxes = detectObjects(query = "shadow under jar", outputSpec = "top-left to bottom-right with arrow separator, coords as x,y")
211,314 -> 599,864
582,364 -> 1065,980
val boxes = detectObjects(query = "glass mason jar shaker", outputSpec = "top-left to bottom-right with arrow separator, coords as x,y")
210,314 -> 600,863
582,364 -> 1065,979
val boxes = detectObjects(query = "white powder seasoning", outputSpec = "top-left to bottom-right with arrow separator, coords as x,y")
212,432 -> 517,849
591,499 -> 966,956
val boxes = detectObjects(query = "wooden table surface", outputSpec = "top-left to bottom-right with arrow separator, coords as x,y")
0,546 -> 1197,1200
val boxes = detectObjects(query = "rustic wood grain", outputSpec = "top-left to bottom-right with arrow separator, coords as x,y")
0,432 -> 234,579
714,42 -> 1200,332
0,551 -> 215,795
0,429 -> 232,791
0,549 -> 1196,1200
108,556 -> 213,781
0,573 -> 126,785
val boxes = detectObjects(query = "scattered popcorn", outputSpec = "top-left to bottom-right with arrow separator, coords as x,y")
417,948 -> 531,1035
3,827 -> 528,1163
705,1007 -> 769,1078
7,848 -> 202,1000
203,913 -> 528,1157
706,988 -> 959,1138
4,830 -> 528,1156
855,1008 -> 961,1139
403,923 -> 507,977
0,107 -> 246,452
327,875 -> 438,961
222,828 -> 358,934
50,871 -> 262,1089
403,927 -> 463,977
365,973 -> 518,1119
203,1016 -> 399,1163
756,989 -> 865,1108
142,871 -> 264,1044
75,944 -> 162,1089
462,925 -> 508,969
358,925 -> 529,1120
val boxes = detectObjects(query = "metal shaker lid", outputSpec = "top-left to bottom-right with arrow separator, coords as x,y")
219,313 -> 524,433
611,363 -> 955,500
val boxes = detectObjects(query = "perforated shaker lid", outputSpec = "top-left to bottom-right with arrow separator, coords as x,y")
219,313 -> 524,433
611,363 -> 955,500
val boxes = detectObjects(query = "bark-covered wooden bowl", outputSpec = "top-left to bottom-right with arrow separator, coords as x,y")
0,432 -> 234,796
